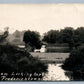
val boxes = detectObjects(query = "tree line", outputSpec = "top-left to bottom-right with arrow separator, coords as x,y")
23,27 -> 84,50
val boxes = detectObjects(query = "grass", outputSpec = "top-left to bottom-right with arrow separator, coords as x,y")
45,43 -> 70,53
31,52 -> 69,63
47,43 -> 69,47
46,46 -> 70,53
46,43 -> 84,53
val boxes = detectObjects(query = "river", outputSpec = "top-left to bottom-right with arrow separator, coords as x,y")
43,63 -> 70,81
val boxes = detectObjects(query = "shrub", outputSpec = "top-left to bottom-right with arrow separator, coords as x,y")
0,44 -> 48,73
62,47 -> 84,72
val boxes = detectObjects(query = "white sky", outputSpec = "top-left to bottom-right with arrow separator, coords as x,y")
0,4 -> 84,35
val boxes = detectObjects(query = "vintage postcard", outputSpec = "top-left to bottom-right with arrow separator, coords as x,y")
0,3 -> 84,82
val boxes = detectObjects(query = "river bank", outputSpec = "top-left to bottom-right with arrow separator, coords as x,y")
31,52 -> 69,63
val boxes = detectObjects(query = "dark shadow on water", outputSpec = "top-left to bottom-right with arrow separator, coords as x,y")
65,71 -> 84,81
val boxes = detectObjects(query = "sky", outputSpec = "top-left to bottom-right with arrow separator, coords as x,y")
0,4 -> 84,35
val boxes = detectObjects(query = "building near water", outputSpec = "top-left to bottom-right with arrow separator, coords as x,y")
34,44 -> 47,53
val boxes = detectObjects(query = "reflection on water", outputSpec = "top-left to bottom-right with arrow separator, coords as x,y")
65,71 -> 84,81
43,64 -> 70,81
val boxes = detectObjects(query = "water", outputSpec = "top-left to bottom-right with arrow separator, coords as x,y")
43,63 -> 70,81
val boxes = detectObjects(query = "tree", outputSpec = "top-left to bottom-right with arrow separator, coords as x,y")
75,27 -> 84,43
60,27 -> 81,50
0,27 -> 9,42
14,30 -> 21,38
23,30 -> 41,50
42,30 -> 59,43
73,35 -> 81,49
60,27 -> 74,50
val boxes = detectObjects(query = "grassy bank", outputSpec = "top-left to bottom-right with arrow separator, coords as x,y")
46,43 -> 70,53
31,52 -> 69,63
47,43 -> 69,47
46,43 -> 84,53
46,46 -> 70,53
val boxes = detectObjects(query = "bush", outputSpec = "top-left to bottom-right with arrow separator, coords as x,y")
62,47 -> 84,80
62,47 -> 84,72
0,44 -> 48,73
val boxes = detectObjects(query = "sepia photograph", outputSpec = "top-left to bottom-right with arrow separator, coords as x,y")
0,3 -> 84,81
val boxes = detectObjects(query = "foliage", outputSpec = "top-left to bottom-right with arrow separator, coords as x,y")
62,47 -> 84,80
60,27 -> 74,42
23,30 -> 41,49
74,27 -> 84,43
0,31 -> 9,42
60,27 -> 81,50
42,27 -> 83,50
0,44 -> 47,73
42,30 -> 59,43
62,47 -> 84,72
